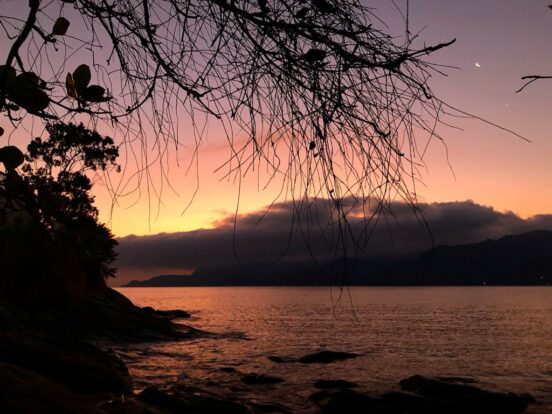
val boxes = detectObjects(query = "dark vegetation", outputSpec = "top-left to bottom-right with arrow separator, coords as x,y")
0,122 -> 118,304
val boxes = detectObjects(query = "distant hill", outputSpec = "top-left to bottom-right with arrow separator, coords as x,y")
125,274 -> 195,287
124,230 -> 552,287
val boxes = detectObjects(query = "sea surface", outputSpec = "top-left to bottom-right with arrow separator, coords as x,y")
116,286 -> 552,413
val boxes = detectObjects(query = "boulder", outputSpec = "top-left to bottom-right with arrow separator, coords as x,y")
298,351 -> 358,364
250,401 -> 291,413
399,375 -> 535,414
138,387 -> 194,412
314,379 -> 358,389
381,390 -> 442,414
0,330 -> 132,395
316,390 -> 402,414
142,306 -> 191,319
267,355 -> 290,363
241,373 -> 285,385
0,362 -> 98,414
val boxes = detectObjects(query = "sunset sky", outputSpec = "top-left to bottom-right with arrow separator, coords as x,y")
86,0 -> 552,237
2,0 -> 552,283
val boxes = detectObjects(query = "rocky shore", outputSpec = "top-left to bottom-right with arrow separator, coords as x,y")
0,288 -> 537,413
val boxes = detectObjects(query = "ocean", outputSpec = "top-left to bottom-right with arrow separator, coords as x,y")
116,286 -> 552,413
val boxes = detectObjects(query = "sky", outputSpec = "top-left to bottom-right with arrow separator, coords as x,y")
87,0 -> 552,237
2,1 -> 552,283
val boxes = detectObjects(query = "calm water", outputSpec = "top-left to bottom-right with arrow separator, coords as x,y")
116,287 -> 552,413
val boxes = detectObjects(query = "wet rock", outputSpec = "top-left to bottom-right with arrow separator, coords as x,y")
241,373 -> 285,385
267,355 -> 290,363
437,376 -> 476,384
316,390 -> 400,414
172,386 -> 252,414
309,390 -> 331,403
399,375 -> 535,414
250,401 -> 291,413
142,306 -> 191,319
298,351 -> 359,364
381,390 -> 442,414
314,379 -> 358,389
400,374 -> 476,400
138,387 -> 193,412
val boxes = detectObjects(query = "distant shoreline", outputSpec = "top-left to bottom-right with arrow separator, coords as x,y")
121,282 -> 551,288
119,230 -> 552,288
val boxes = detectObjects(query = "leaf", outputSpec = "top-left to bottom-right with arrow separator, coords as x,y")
258,0 -> 268,13
13,72 -> 39,90
0,65 -> 16,90
52,17 -> 70,36
82,85 -> 111,102
0,146 -> 25,171
66,72 -> 76,98
7,72 -> 49,113
300,49 -> 327,63
27,89 -> 50,113
295,7 -> 309,19
313,0 -> 337,13
73,64 -> 91,95
10,90 -> 49,114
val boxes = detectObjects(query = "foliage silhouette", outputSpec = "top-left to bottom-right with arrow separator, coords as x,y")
0,122 -> 118,302
0,1 -> 470,278
0,1 -> 457,209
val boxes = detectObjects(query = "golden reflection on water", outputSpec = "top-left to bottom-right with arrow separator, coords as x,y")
117,287 -> 552,413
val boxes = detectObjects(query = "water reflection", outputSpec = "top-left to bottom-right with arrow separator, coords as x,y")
117,287 -> 552,413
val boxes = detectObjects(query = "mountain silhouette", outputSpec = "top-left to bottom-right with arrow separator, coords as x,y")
124,230 -> 552,287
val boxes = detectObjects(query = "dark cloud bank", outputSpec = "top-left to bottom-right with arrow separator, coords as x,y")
114,199 -> 552,285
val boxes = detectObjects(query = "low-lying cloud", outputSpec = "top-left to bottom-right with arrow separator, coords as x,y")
114,199 -> 552,285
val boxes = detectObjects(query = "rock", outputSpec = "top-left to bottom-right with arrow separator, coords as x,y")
449,389 -> 535,414
241,373 -> 285,385
298,351 -> 359,364
399,375 -> 535,414
400,374 -> 475,400
250,401 -> 291,413
381,390 -> 442,413
171,385 -> 252,414
0,329 -> 132,395
314,379 -> 358,389
315,390 -> 401,414
138,387 -> 193,412
267,355 -> 290,363
0,288 -> 201,414
308,390 -> 331,403
0,362 -> 99,414
142,306 -> 191,319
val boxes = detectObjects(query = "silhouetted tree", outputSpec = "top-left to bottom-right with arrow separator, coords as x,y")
0,1 -> 457,217
0,122 -> 119,302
